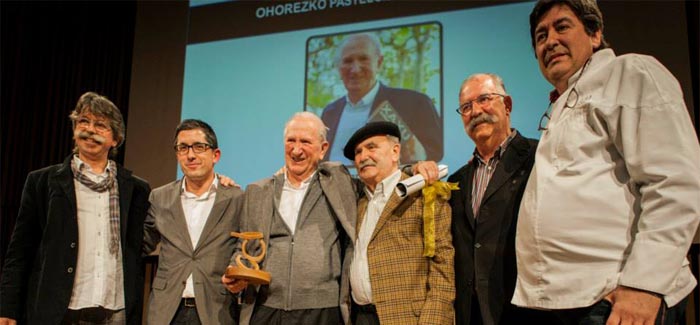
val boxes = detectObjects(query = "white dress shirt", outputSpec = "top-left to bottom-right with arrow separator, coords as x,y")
69,156 -> 124,310
513,49 -> 700,309
278,172 -> 315,234
180,177 -> 218,298
328,81 -> 381,164
351,169 -> 401,305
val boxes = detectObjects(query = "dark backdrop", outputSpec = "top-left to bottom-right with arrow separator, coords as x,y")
1,1 -> 136,264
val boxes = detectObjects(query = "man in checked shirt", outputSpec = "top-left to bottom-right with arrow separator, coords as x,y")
417,73 -> 556,324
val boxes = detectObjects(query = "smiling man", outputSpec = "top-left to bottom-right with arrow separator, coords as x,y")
321,32 -> 442,165
143,119 -> 244,324
222,112 -> 358,325
0,92 -> 151,324
513,1 -> 700,324
345,121 -> 454,325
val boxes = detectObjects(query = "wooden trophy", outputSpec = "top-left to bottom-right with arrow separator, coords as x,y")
224,231 -> 271,285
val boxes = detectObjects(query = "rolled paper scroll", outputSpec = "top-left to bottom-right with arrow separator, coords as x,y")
395,164 -> 448,198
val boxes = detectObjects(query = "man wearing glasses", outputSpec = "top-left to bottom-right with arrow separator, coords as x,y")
0,92 -> 151,324
443,73 -> 554,324
143,119 -> 244,324
513,1 -> 700,324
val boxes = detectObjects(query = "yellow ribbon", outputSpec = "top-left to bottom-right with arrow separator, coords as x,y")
421,181 -> 459,257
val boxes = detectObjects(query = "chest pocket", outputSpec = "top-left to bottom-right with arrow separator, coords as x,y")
552,100 -> 606,166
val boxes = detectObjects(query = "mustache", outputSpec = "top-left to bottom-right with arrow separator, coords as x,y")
357,158 -> 376,169
76,130 -> 107,144
467,114 -> 498,133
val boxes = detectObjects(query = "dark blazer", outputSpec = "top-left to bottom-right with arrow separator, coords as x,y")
448,132 -> 541,325
143,179 -> 244,325
321,83 -> 443,162
0,155 -> 151,324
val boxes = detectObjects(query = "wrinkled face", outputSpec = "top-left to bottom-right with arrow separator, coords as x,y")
353,135 -> 400,191
73,112 -> 118,161
338,36 -> 383,102
284,117 -> 328,181
458,76 -> 511,145
176,129 -> 220,183
534,4 -> 601,92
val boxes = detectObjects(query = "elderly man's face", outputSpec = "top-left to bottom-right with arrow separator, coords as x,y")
338,36 -> 383,102
458,76 -> 511,146
534,4 -> 601,92
73,111 -> 117,161
284,117 -> 328,182
353,135 -> 400,191
175,128 -> 220,183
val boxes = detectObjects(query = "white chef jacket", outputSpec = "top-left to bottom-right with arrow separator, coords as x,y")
513,49 -> 700,309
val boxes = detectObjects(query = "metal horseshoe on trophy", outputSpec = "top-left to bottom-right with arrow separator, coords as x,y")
224,232 -> 271,285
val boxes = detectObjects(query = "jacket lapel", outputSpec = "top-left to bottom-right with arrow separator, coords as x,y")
480,134 -> 530,205
194,184 -> 233,252
296,174 -> 322,230
170,180 -> 195,253
318,166 -> 355,239
116,165 -> 134,240
459,163 -> 476,230
368,172 -> 407,243
55,156 -> 77,221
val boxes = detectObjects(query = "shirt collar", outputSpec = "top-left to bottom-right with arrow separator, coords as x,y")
550,49 -> 615,101
346,80 -> 381,107
472,129 -> 518,163
181,175 -> 218,199
73,154 -> 113,176
284,170 -> 316,190
365,169 -> 401,199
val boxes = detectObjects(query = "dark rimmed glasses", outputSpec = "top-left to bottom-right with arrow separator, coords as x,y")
174,142 -> 212,155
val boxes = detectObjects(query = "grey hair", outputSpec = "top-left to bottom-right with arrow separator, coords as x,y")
284,112 -> 328,142
334,32 -> 382,66
460,73 -> 508,96
69,91 -> 125,157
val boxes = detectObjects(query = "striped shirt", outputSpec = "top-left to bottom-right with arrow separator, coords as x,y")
471,130 -> 517,218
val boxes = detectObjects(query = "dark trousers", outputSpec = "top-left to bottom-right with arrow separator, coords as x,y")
554,296 -> 688,325
351,302 -> 380,325
171,298 -> 202,325
250,305 -> 341,325
61,307 -> 125,325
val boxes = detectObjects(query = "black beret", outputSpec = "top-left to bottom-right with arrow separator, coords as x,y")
343,121 -> 401,160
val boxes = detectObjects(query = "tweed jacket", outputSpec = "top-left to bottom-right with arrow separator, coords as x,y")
0,155 -> 151,324
236,162 -> 358,325
143,177 -> 244,324
356,172 -> 455,324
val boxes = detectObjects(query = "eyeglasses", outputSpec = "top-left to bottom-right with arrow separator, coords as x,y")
538,58 -> 590,132
174,142 -> 212,155
76,117 -> 111,133
456,93 -> 506,115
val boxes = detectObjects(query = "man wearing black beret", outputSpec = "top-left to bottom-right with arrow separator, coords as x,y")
345,121 -> 455,325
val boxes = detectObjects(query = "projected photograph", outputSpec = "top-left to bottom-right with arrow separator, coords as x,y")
304,23 -> 443,165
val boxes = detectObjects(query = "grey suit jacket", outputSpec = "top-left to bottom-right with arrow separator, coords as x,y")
144,178 -> 244,325
237,162 -> 358,324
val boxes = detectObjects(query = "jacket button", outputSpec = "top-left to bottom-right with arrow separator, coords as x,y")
70,242 -> 76,248
67,267 -> 74,273
474,243 -> 481,249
